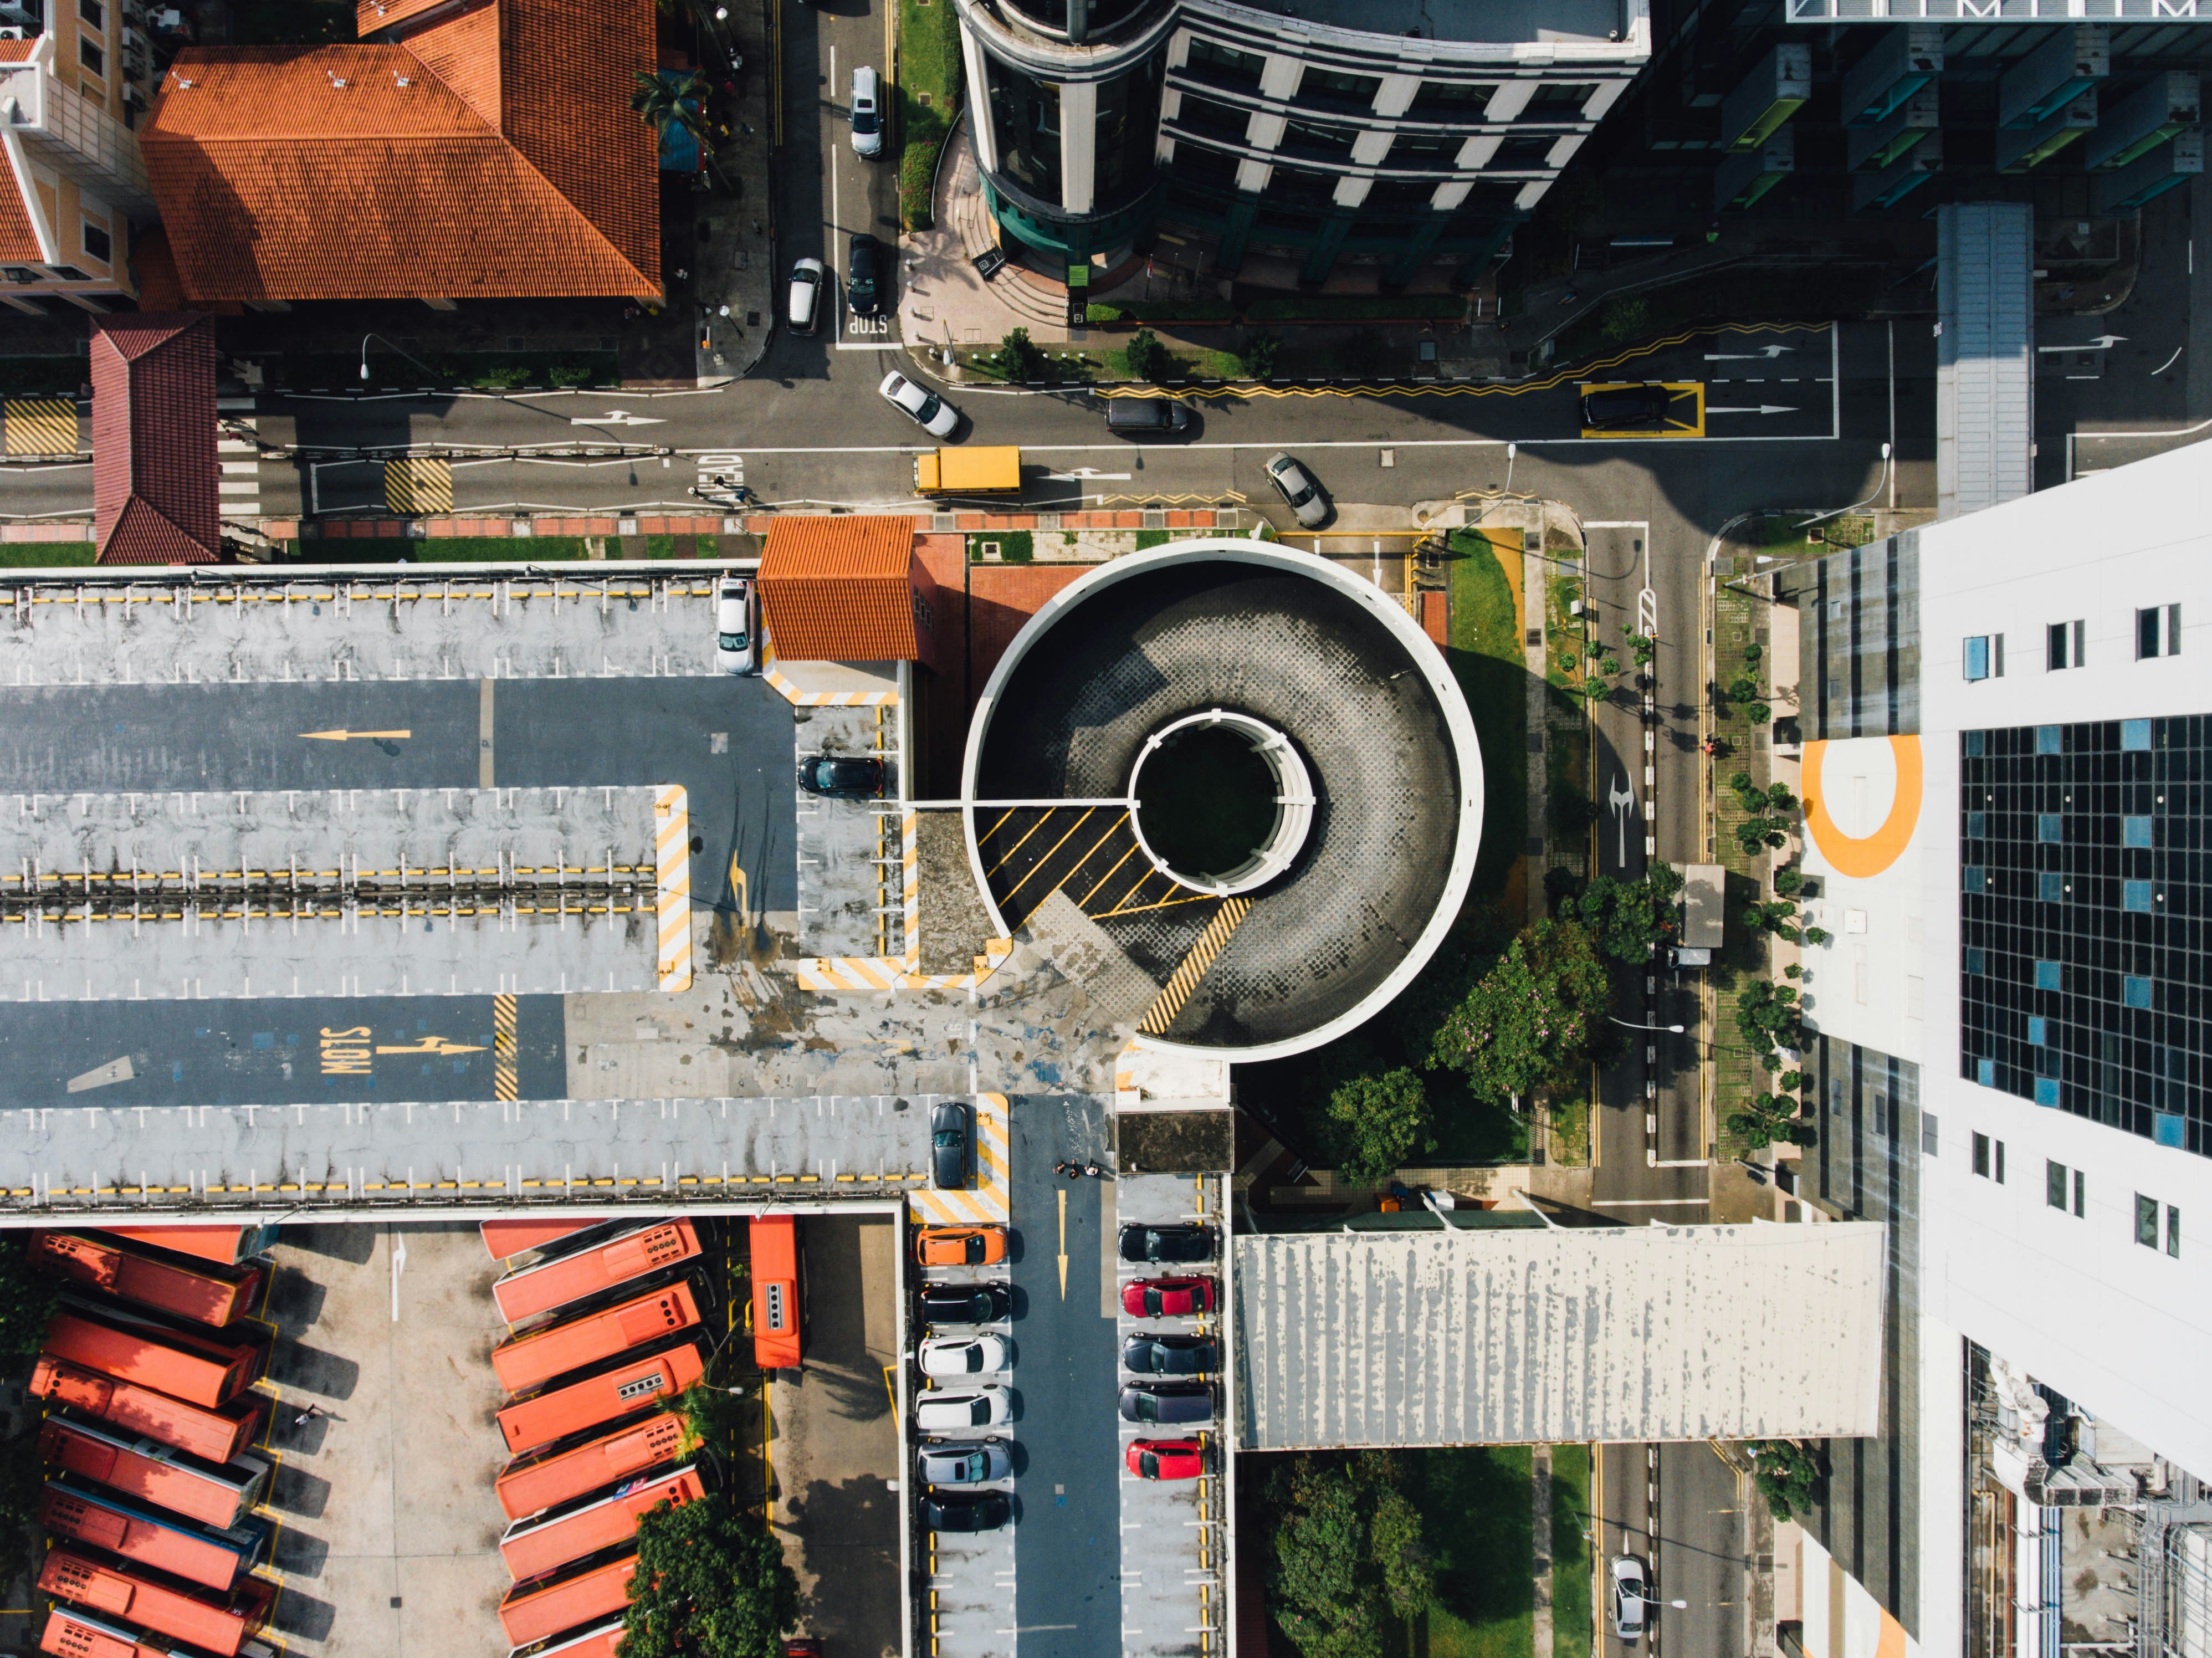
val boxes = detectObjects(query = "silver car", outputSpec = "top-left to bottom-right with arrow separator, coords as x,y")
918,1440 -> 1013,1485
1610,1555 -> 1648,1643
1263,452 -> 1329,528
715,575 -> 755,674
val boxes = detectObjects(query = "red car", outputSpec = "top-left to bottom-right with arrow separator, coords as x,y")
1126,1437 -> 1205,1481
1120,1277 -> 1216,1318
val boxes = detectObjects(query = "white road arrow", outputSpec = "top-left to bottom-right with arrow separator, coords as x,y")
1707,405 -> 1798,415
1043,469 -> 1131,480
569,410 -> 666,427
1703,345 -> 1794,360
2036,335 -> 2127,352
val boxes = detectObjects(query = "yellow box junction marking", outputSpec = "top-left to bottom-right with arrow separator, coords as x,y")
1578,381 -> 1706,438
4,398 -> 80,456
383,456 -> 453,514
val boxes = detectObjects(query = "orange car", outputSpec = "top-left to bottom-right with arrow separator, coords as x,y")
915,1226 -> 1007,1267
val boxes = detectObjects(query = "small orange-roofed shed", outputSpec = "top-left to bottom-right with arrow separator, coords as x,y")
759,516 -> 939,668
91,313 -> 221,567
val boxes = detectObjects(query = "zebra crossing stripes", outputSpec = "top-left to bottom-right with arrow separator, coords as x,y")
217,422 -> 260,521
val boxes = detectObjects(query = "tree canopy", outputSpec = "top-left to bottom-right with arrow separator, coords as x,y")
1553,864 -> 1684,964
621,1497 -> 799,1658
1431,919 -> 1617,1099
1324,1068 -> 1432,1188
1263,1452 -> 1435,1658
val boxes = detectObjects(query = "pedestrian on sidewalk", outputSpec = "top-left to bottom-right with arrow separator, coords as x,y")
293,1404 -> 322,1427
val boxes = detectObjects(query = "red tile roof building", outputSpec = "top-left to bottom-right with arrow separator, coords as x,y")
137,0 -> 659,304
760,518 -> 940,668
91,314 -> 221,566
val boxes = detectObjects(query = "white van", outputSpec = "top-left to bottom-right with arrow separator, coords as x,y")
787,258 -> 824,334
850,64 -> 882,158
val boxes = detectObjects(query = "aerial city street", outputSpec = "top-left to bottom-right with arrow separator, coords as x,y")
0,1 -> 2205,1657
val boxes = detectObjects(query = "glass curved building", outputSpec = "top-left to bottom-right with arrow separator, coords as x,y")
953,0 -> 1649,285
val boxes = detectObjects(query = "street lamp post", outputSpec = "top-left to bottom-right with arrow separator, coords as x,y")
1797,442 -> 1892,530
360,333 -> 441,386
1609,1016 -> 1686,1033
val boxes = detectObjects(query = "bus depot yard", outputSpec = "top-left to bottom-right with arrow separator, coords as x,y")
0,1212 -> 907,1658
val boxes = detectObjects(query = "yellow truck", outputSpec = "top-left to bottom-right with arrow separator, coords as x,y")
915,446 -> 1021,495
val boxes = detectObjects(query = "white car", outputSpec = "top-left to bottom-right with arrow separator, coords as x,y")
1263,451 -> 1329,529
878,371 -> 960,437
915,1386 -> 1012,1431
787,258 -> 825,335
849,65 -> 882,158
715,575 -> 754,674
1610,1555 -> 1648,1643
920,1334 -> 1010,1378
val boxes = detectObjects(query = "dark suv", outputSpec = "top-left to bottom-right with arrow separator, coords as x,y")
1579,383 -> 1674,430
797,754 -> 885,799
1118,1223 -> 1215,1264
848,233 -> 881,316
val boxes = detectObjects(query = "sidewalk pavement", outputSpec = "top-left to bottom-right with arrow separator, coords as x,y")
687,0 -> 777,383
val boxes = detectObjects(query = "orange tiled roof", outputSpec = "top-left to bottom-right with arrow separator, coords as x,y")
140,0 -> 659,303
760,517 -> 924,663
92,314 -> 221,567
0,40 -> 38,259
0,39 -> 33,60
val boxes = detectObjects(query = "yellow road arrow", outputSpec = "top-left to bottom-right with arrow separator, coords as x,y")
373,1037 -> 487,1056
299,728 -> 412,742
1057,1188 -> 1068,1301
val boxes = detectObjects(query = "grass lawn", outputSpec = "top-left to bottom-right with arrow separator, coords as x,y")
305,536 -> 592,564
1710,580 -> 1775,1156
1409,1446 -> 1534,1658
897,0 -> 961,228
1445,528 -> 1527,900
1550,1446 -> 1594,1658
0,543 -> 95,567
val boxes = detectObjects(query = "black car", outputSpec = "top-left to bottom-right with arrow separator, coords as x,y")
931,1101 -> 971,1191
1579,383 -> 1675,430
921,1282 -> 1009,1325
1122,1333 -> 1218,1375
1119,1381 -> 1214,1424
923,1490 -> 1011,1532
797,754 -> 887,799
848,232 -> 881,316
1118,1223 -> 1215,1264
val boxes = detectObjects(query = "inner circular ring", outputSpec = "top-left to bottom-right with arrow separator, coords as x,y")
1125,708 -> 1316,897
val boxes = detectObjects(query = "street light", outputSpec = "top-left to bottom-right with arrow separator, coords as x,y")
1609,1016 -> 1686,1033
1798,442 -> 1892,530
359,332 -> 439,386
1504,441 -> 1517,494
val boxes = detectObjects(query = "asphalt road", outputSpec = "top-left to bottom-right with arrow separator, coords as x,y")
1006,1094 -> 1122,1656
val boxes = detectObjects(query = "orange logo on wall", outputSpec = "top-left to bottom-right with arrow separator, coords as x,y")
1803,736 -> 1922,878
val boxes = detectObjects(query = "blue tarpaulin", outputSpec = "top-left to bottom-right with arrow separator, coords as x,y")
656,70 -> 703,172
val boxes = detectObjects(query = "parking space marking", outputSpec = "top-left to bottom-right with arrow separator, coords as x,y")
908,1092 -> 1008,1226
3,397 -> 80,456
654,785 -> 693,993
761,638 -> 900,707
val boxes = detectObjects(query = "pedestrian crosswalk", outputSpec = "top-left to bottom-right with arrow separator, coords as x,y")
217,421 -> 260,523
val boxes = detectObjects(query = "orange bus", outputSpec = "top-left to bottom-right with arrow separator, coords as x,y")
750,1216 -> 801,1371
483,1219 -> 604,1261
97,1226 -> 279,1268
494,1221 -> 703,1327
40,1420 -> 270,1531
509,1618 -> 624,1658
499,1462 -> 706,1581
498,1339 -> 706,1455
498,1550 -> 637,1647
39,1603 -> 277,1658
32,1235 -> 264,1329
491,1278 -> 710,1395
30,1357 -> 264,1465
40,1548 -> 276,1658
45,1310 -> 263,1410
40,1480 -> 272,1592
496,1412 -> 687,1521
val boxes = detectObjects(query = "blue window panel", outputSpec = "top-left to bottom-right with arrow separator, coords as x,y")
2036,960 -> 2062,990
1978,1059 -> 1996,1087
1965,948 -> 1985,976
2038,815 -> 2063,843
2029,1017 -> 2048,1045
2124,816 -> 2153,848
2124,976 -> 2153,1009
2156,1113 -> 2188,1148
2122,718 -> 2151,751
2035,1079 -> 2061,1107
2037,725 -> 2062,755
2124,881 -> 2153,913
2039,872 -> 2064,900
1967,811 -> 1986,837
1964,866 -> 1986,894
1967,730 -> 1986,756
1964,637 -> 1990,680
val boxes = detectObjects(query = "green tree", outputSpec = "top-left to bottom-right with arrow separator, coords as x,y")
622,1497 -> 800,1658
1124,327 -> 1168,382
1748,1441 -> 1821,1521
1548,782 -> 1600,835
1433,919 -> 1617,1099
1772,868 -> 1805,897
1619,624 -> 1657,667
1325,1069 -> 1432,1188
1238,330 -> 1281,380
1263,1452 -> 1435,1658
630,70 -> 709,146
996,326 -> 1044,381
1598,296 -> 1649,344
1559,866 -> 1684,964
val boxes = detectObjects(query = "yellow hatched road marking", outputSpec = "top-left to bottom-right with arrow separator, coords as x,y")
1139,898 -> 1250,1036
493,994 -> 518,1101
383,456 -> 453,514
4,398 -> 79,456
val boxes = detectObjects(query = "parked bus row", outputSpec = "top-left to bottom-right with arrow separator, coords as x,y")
486,1214 -> 804,1656
25,1226 -> 286,1658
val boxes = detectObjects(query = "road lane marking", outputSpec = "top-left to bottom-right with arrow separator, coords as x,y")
299,728 -> 412,741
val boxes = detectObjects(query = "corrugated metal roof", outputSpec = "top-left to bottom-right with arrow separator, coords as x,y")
759,515 -> 923,662
1937,202 -> 2033,520
1232,1222 -> 1886,1449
